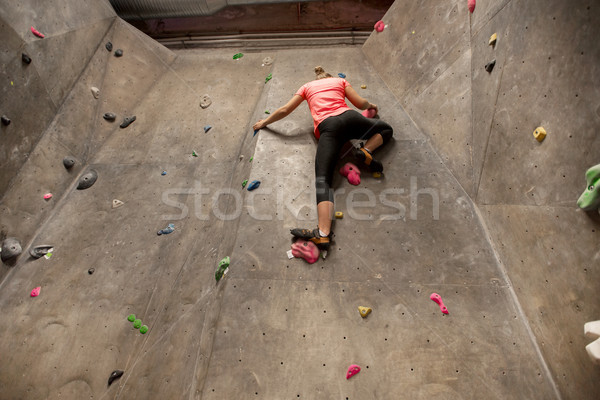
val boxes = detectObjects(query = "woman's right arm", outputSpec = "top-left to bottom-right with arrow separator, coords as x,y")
345,86 -> 378,114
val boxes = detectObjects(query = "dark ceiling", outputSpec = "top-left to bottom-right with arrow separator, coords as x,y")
124,0 -> 394,39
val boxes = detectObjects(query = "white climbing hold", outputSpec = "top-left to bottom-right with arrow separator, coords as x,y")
91,87 -> 100,99
112,199 -> 124,208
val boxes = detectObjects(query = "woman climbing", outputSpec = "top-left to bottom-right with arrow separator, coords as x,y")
252,66 -> 394,251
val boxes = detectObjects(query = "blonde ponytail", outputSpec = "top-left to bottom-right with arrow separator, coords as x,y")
314,66 -> 333,80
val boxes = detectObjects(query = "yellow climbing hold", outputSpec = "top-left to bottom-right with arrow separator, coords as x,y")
358,306 -> 372,318
335,211 -> 343,219
360,85 -> 367,89
489,33 -> 497,46
372,172 -> 382,178
533,126 -> 547,142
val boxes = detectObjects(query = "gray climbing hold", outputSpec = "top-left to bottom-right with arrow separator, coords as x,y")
88,268 -> 95,275
103,112 -> 116,122
200,94 -> 212,109
1,116 -> 10,126
1,238 -> 22,262
29,245 -> 53,259
22,53 -> 31,64
108,370 -> 123,386
63,156 -> 75,169
114,49 -> 123,57
120,116 -> 136,129
77,169 -> 98,190
485,59 -> 496,73
105,42 -> 113,51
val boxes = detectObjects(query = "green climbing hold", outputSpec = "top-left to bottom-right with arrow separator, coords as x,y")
577,164 -> 600,211
249,157 -> 253,162
242,179 -> 248,188
133,319 -> 142,329
192,151 -> 198,157
233,53 -> 243,60
127,314 -> 136,322
140,325 -> 149,334
265,110 -> 270,114
265,73 -> 272,84
215,256 -> 230,282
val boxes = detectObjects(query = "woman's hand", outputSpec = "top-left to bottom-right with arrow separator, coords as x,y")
368,103 -> 378,114
253,119 -> 267,130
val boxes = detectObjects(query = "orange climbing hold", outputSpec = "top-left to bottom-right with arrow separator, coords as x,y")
468,0 -> 476,13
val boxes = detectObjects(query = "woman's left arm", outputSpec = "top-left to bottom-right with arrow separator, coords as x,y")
253,95 -> 303,130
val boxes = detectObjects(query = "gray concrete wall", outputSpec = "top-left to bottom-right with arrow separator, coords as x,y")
0,0 -> 598,399
0,0 -> 116,196
363,1 -> 600,399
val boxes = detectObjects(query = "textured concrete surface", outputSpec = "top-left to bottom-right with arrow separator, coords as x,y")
1,0 -> 599,399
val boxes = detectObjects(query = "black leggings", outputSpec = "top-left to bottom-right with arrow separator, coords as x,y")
315,110 -> 393,204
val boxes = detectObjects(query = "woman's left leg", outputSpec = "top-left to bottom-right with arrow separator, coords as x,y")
290,118 -> 345,250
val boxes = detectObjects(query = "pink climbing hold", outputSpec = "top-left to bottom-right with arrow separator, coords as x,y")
31,26 -> 45,38
346,364 -> 361,379
430,293 -> 449,314
468,0 -> 476,13
340,162 -> 361,186
30,287 -> 41,297
374,20 -> 385,32
291,239 -> 319,264
43,193 -> 52,200
362,108 -> 377,118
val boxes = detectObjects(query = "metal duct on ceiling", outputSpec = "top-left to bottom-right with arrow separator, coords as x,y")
109,0 -> 318,19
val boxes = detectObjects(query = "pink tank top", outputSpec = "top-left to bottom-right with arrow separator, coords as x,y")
295,78 -> 352,139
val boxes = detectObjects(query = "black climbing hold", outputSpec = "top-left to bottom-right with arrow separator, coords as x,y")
120,115 -> 136,129
108,370 -> 123,386
106,42 -> 113,51
1,115 -> 10,126
114,49 -> 123,57
1,237 -> 22,262
88,268 -> 95,275
29,245 -> 53,259
485,59 -> 496,73
77,169 -> 98,190
22,53 -> 32,64
103,112 -> 116,122
63,156 -> 75,169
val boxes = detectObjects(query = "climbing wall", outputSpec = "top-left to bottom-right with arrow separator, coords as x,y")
0,0 -> 598,399
364,0 -> 600,399
198,47 -> 556,399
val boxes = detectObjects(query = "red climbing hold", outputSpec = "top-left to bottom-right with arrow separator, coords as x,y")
291,239 -> 319,264
340,162 -> 361,186
346,364 -> 361,379
31,287 -> 41,297
31,26 -> 45,38
430,293 -> 449,314
374,21 -> 385,32
468,0 -> 476,13
362,108 -> 377,118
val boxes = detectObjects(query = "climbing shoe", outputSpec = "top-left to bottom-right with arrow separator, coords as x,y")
290,228 -> 332,251
353,144 -> 383,173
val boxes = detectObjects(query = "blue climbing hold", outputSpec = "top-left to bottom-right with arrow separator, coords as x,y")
157,223 -> 175,235
247,180 -> 260,191
253,129 -> 259,137
161,171 -> 167,176
338,73 -> 346,78
204,125 -> 212,133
